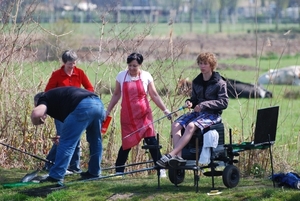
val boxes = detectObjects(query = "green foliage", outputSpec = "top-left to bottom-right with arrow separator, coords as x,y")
261,52 -> 279,60
251,163 -> 265,178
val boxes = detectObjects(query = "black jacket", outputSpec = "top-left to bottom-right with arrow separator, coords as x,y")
37,87 -> 97,122
186,72 -> 229,115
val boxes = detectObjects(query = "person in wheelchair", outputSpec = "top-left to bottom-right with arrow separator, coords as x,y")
157,52 -> 229,168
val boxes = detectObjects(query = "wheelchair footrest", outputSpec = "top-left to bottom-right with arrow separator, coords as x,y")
203,171 -> 223,177
233,152 -> 240,156
168,158 -> 187,168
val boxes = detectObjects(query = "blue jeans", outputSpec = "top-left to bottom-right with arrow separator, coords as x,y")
45,119 -> 81,172
49,96 -> 105,181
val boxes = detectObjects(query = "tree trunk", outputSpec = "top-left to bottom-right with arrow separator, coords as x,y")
218,8 -> 223,33
189,0 -> 194,32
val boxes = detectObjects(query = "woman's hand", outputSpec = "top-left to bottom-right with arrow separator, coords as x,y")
105,111 -> 110,120
163,109 -> 172,120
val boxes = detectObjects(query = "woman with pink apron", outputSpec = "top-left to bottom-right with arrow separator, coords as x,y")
106,53 -> 171,176
121,71 -> 155,149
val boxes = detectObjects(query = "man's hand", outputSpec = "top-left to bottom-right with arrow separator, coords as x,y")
193,104 -> 202,112
185,101 -> 193,108
39,114 -> 47,124
31,104 -> 47,125
50,136 -> 60,145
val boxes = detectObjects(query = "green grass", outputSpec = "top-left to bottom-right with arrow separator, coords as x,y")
23,54 -> 300,91
86,54 -> 300,171
31,21 -> 300,50
21,55 -> 300,155
38,22 -> 300,38
0,168 -> 299,201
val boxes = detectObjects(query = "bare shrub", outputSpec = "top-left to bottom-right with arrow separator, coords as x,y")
0,1 -> 53,169
157,86 -> 171,97
94,80 -> 113,96
36,19 -> 80,61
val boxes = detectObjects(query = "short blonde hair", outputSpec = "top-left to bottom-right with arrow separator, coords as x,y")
196,52 -> 217,71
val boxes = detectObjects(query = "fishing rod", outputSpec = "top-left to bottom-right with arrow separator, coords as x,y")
76,166 -> 157,183
123,106 -> 187,140
18,161 -> 156,186
102,160 -> 153,171
2,166 -> 158,189
0,141 -> 54,164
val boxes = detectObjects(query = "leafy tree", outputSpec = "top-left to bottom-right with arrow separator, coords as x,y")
273,0 -> 289,31
156,0 -> 183,22
291,0 -> 300,27
227,0 -> 238,19
189,0 -> 194,31
215,0 -> 239,33
197,0 -> 216,34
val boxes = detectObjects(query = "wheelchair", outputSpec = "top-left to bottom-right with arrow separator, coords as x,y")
167,122 -> 241,191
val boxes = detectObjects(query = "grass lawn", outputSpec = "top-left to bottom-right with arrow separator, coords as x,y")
38,22 -> 300,38
0,168 -> 299,201
19,54 -> 300,170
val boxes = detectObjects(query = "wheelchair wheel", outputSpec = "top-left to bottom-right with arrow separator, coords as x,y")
168,168 -> 185,185
222,165 -> 240,188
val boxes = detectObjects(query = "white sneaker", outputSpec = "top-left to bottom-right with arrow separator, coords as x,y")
295,181 -> 300,189
114,172 -> 124,178
160,169 -> 167,178
65,170 -> 74,175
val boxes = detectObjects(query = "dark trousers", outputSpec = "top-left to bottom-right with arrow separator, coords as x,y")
115,136 -> 162,173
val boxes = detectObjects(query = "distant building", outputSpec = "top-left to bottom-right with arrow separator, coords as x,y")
114,6 -> 163,23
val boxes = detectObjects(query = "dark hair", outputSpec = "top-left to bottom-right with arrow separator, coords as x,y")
34,92 -> 44,106
62,50 -> 78,63
127,53 -> 143,65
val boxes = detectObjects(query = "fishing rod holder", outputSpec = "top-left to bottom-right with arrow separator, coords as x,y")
141,132 -> 163,190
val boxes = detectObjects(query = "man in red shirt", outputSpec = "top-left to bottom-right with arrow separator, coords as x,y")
44,50 -> 94,174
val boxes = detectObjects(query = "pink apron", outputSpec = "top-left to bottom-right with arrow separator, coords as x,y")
121,71 -> 155,150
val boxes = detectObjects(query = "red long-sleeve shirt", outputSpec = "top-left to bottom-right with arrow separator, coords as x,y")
45,66 -> 94,92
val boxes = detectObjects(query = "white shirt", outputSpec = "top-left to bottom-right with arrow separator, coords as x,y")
116,70 -> 153,93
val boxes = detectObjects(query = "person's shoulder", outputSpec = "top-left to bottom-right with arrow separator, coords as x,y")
117,70 -> 127,76
73,66 -> 85,73
49,68 -> 62,77
51,66 -> 64,74
214,72 -> 227,84
116,70 -> 127,80
192,73 -> 202,82
213,72 -> 224,80
141,70 -> 152,77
